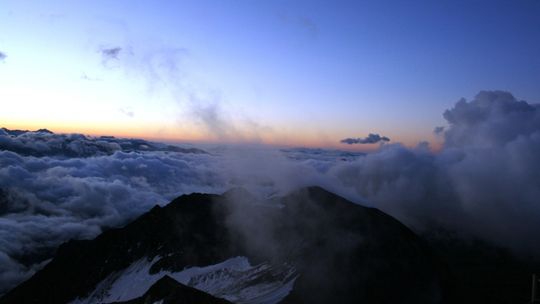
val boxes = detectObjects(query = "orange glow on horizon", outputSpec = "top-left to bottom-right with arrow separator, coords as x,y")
1,119 -> 438,152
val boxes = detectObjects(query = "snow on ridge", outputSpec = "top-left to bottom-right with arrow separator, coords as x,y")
70,256 -> 297,304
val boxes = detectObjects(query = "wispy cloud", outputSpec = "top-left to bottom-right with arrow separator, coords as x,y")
80,73 -> 102,81
118,108 -> 134,118
101,47 -> 122,60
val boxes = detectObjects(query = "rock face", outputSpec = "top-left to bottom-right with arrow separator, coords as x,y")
0,187 -> 452,304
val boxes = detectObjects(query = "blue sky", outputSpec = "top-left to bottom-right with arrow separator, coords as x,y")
1,0 -> 539,148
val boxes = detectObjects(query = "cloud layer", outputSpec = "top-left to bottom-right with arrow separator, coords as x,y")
1,90 -> 540,295
0,132 -> 344,294
0,148 -> 229,293
0,128 -> 206,157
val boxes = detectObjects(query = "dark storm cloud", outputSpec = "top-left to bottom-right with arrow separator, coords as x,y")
340,133 -> 390,144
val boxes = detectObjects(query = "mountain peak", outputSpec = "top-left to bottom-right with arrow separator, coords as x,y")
0,188 -> 452,304
35,128 -> 53,134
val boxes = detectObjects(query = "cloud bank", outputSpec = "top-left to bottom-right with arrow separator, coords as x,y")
331,91 -> 540,255
0,128 -> 205,157
1,90 -> 540,295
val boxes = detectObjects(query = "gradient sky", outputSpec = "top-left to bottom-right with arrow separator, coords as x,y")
1,0 -> 539,149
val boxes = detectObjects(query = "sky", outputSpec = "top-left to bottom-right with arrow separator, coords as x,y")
1,0 -> 539,149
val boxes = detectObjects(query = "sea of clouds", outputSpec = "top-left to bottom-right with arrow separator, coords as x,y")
1,90 -> 539,294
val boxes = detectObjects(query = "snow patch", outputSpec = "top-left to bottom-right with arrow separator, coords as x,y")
70,256 -> 296,304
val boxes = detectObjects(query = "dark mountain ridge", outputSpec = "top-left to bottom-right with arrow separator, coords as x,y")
1,186 -> 453,303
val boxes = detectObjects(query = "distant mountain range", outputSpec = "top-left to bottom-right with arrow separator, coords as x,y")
0,128 -> 206,157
